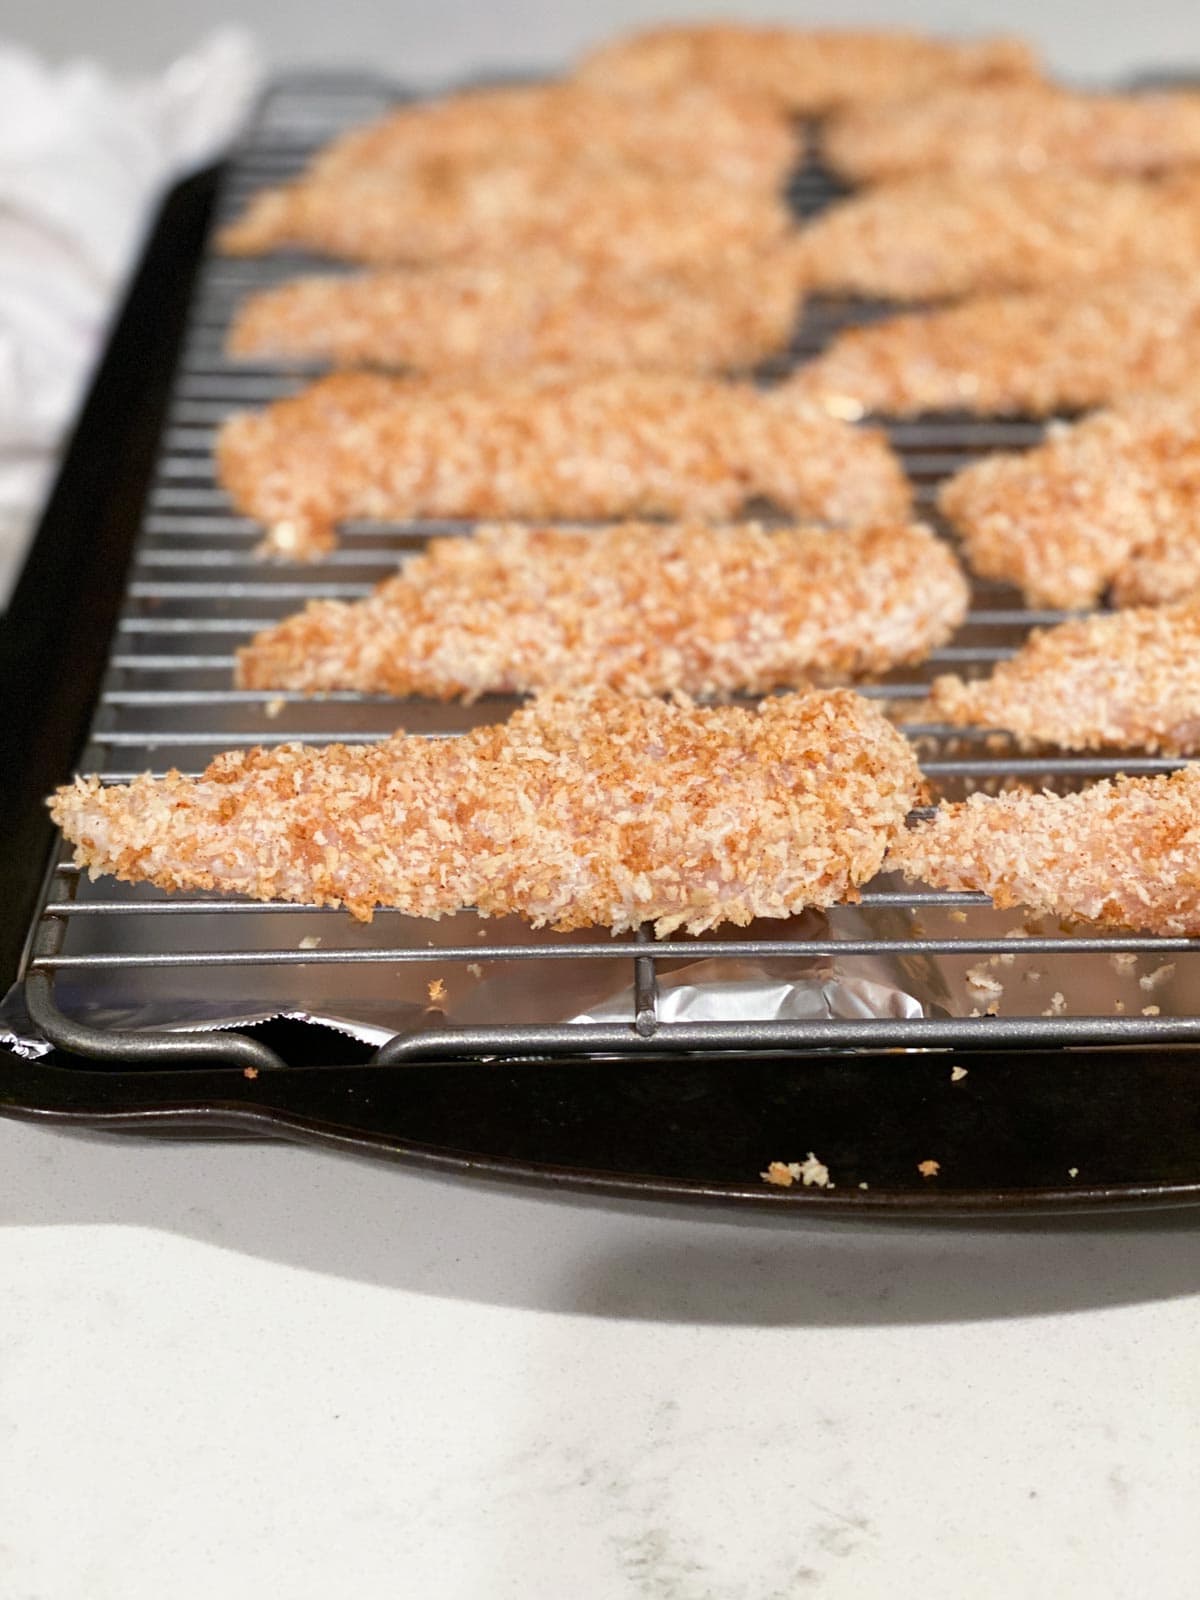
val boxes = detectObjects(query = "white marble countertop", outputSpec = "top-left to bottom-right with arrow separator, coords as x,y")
3,1117 -> 1199,1597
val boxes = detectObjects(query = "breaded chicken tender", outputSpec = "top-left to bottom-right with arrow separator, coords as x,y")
50,688 -> 922,935
927,600 -> 1200,754
938,390 -> 1200,609
574,24 -> 1039,113
891,768 -> 1200,936
789,273 -> 1200,419
798,172 -> 1200,302
307,80 -> 798,192
217,371 -> 912,559
219,162 -> 792,269
227,252 -> 803,376
825,84 -> 1200,183
235,520 -> 968,698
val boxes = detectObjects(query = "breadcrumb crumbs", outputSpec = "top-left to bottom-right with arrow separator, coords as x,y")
951,1065 -> 968,1081
1068,1167 -> 1079,1178
761,1153 -> 831,1188
264,697 -> 286,719
1044,992 -> 1067,1016
243,1066 -> 259,1080
427,978 -> 448,1004
466,962 -> 483,978
1139,963 -> 1176,991
918,1159 -> 941,1177
1142,1004 -> 1162,1016
298,935 -> 322,950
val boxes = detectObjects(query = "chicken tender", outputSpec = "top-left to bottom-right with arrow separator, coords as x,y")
798,172 -> 1200,302
307,80 -> 797,192
219,163 -> 792,269
927,600 -> 1200,754
227,252 -> 803,376
790,273 -> 1200,419
825,84 -> 1200,183
890,768 -> 1200,936
574,24 -> 1038,113
216,371 -> 912,560
938,390 -> 1200,609
50,688 -> 922,935
236,520 -> 968,698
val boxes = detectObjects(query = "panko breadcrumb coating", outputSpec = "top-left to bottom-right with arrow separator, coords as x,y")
789,273 -> 1200,419
50,688 -> 922,935
217,371 -> 912,560
939,390 -> 1200,609
825,84 -> 1200,183
219,163 -> 792,269
235,520 -> 968,698
226,252 -> 803,376
798,171 -> 1200,301
305,81 -> 798,192
890,768 -> 1200,936
574,24 -> 1039,113
927,600 -> 1200,753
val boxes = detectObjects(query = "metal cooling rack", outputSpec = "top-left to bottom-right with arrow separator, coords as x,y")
19,75 -> 1200,1071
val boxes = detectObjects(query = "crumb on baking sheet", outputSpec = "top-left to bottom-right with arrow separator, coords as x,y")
965,964 -> 1004,995
1139,962 -> 1175,991
949,909 -> 967,922
761,1153 -> 832,1189
427,977 -> 447,1004
1142,1004 -> 1161,1016
1042,990 -> 1066,1016
918,1158 -> 940,1177
1023,969 -> 1043,983
243,1066 -> 258,1080
298,935 -> 322,950
1110,951 -> 1139,971
265,697 -> 286,719
467,962 -> 483,978
858,1181 -> 869,1190
1068,1167 -> 1079,1178
1114,999 -> 1126,1012
951,1064 -> 968,1081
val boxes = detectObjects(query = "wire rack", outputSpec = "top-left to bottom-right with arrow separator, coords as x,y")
20,75 -> 1200,1072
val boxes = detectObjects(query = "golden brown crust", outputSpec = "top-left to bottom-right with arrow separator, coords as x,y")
890,768 -> 1200,936
305,81 -> 797,191
788,273 -> 1200,419
938,390 -> 1200,608
926,600 -> 1200,753
798,172 -> 1200,301
218,163 -> 793,268
574,24 -> 1039,112
226,252 -> 803,376
50,689 -> 922,935
235,520 -> 968,698
216,371 -> 912,559
825,84 -> 1200,183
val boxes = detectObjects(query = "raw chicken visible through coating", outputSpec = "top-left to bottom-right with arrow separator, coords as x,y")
50,689 -> 922,935
236,521 -> 969,699
574,24 -> 1039,113
303,81 -> 798,192
790,273 -> 1200,420
890,769 -> 1200,937
216,372 -> 912,560
927,600 -> 1200,754
226,253 -> 803,377
798,172 -> 1200,302
939,390 -> 1200,609
825,84 -> 1200,183
218,164 -> 792,269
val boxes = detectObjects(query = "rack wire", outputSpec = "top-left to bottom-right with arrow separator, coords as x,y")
20,75 -> 1200,1070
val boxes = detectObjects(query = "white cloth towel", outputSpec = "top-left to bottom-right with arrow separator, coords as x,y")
0,29 -> 261,601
